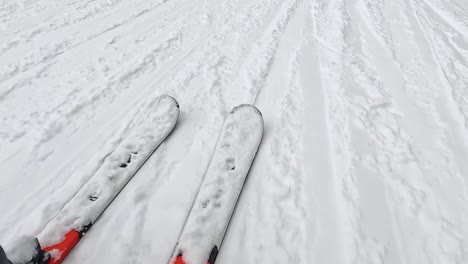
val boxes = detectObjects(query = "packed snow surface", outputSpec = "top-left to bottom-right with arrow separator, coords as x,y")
1,0 -> 468,263
3,236 -> 38,264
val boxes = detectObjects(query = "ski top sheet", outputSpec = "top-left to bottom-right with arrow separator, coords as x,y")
169,104 -> 264,264
30,95 -> 180,264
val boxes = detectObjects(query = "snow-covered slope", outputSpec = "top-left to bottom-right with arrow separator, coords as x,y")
1,0 -> 467,263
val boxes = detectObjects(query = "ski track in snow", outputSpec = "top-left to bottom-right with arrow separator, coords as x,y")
0,0 -> 467,263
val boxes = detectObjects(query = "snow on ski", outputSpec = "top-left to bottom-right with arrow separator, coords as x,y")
26,95 -> 179,264
169,104 -> 264,264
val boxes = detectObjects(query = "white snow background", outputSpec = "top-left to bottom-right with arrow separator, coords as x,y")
1,0 -> 468,263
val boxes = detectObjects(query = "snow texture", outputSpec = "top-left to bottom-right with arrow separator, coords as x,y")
1,0 -> 468,263
170,105 -> 263,264
3,236 -> 38,264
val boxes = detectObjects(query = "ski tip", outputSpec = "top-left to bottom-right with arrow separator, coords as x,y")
230,104 -> 263,117
158,94 -> 179,108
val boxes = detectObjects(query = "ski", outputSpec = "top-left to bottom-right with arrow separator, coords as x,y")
18,95 -> 180,264
169,104 -> 264,264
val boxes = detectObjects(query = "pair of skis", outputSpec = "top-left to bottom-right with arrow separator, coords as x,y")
9,95 -> 263,264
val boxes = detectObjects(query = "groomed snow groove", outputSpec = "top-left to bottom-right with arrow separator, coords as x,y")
0,0 -> 467,263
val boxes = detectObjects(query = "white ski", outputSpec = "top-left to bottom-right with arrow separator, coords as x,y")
170,104 -> 264,264
34,95 -> 180,264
